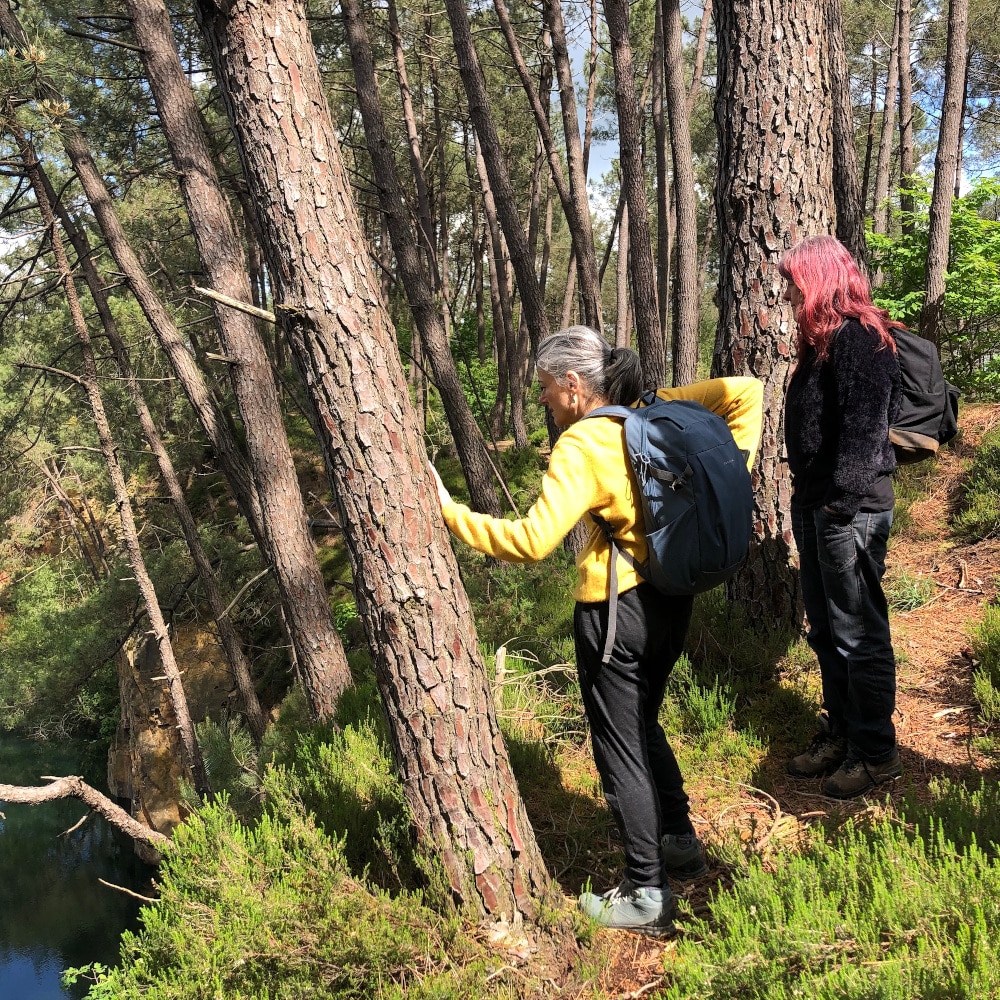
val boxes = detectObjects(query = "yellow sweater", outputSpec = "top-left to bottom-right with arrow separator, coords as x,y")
442,377 -> 764,602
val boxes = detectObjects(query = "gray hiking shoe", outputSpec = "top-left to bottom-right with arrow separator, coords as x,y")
822,752 -> 902,799
661,832 -> 709,878
786,730 -> 849,778
578,878 -> 675,936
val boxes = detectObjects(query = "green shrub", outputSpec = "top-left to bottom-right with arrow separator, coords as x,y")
679,678 -> 737,736
663,814 -> 1000,999
80,795 -> 499,1000
953,426 -> 1000,541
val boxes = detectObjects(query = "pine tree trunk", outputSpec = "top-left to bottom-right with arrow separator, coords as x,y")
861,45 -> 879,214
653,0 -> 670,342
827,0 -> 869,267
920,0 -> 970,345
664,0 -> 700,384
192,0 -> 553,919
897,0 -> 916,231
713,0 -> 836,631
871,7 -> 901,236
955,47 -> 971,198
604,0 -> 665,388
124,0 -> 352,718
616,200 -> 632,347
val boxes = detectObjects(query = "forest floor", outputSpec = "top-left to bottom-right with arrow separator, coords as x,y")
569,402 -> 1000,998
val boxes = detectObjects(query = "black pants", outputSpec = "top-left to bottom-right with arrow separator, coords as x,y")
792,504 -> 897,762
574,583 -> 695,887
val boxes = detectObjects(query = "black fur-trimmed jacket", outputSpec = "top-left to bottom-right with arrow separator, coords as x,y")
784,319 -> 901,521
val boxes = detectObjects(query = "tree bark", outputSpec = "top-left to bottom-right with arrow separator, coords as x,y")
341,0 -> 502,516
955,46 -> 971,198
124,0 -> 352,719
897,0 -> 916,231
10,115 -> 210,798
920,0 -> 970,345
604,0 -> 665,388
664,0 -> 701,384
871,7 -> 901,236
861,43 -> 879,214
192,0 -> 553,920
653,0 -> 670,343
827,0 -> 869,267
713,0 -> 836,631
442,0 -> 550,349
616,200 -> 632,347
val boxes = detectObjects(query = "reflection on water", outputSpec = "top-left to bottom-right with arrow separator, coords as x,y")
0,733 -> 155,999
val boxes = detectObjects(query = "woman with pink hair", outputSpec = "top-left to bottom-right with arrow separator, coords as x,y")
780,235 -> 904,798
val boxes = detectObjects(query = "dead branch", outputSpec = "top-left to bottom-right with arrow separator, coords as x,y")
0,776 -> 169,849
98,877 -> 158,903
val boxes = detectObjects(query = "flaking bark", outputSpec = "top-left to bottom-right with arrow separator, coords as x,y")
192,0 -> 553,920
713,0 -> 836,630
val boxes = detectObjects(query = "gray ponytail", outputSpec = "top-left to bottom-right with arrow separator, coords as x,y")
535,325 -> 644,406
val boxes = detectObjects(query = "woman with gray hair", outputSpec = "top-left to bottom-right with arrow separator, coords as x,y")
432,326 -> 763,935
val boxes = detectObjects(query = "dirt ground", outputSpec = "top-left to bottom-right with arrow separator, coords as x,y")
583,403 -> 1000,999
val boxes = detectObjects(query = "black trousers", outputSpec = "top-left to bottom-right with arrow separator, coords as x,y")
574,583 -> 695,887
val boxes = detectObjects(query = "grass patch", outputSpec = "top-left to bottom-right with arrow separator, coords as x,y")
885,569 -> 936,612
970,603 -> 1000,758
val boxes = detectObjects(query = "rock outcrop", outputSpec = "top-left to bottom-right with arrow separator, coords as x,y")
107,626 -> 236,860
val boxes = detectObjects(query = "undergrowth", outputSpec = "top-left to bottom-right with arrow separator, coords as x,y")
953,422 -> 1000,541
73,787 -> 503,1000
71,412 -> 1000,998
662,780 -> 1000,1000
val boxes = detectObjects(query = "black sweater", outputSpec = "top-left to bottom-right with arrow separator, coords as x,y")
784,319 -> 901,520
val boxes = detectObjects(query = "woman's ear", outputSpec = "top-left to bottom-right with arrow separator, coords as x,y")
565,370 -> 580,393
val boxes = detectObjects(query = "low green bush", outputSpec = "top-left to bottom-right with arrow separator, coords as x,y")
75,793 -> 499,1000
664,810 -> 1000,999
953,426 -> 1000,541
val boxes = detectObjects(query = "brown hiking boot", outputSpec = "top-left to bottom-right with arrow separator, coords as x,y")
786,731 -> 848,778
821,752 -> 902,799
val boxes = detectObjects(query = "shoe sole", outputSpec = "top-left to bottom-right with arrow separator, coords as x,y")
628,922 -> 677,939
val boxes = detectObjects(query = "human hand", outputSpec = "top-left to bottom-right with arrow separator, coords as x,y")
428,462 -> 451,507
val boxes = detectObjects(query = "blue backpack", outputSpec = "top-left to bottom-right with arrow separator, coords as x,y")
584,393 -> 754,661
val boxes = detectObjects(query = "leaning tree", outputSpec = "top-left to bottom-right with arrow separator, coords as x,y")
190,0 -> 555,923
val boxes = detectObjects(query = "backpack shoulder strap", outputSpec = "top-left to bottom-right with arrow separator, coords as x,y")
583,404 -> 636,422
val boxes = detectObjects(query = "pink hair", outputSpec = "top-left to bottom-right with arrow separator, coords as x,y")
778,236 -> 901,360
